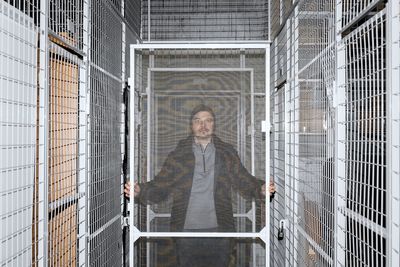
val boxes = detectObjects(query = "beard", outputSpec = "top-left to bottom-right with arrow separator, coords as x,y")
193,127 -> 213,139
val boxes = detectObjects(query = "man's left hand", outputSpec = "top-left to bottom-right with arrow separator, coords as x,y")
261,181 -> 276,197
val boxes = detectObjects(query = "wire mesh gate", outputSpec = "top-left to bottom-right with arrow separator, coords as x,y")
128,43 -> 271,267
0,0 -> 138,266
269,0 -> 400,266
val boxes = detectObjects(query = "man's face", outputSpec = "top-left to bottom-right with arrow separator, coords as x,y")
191,111 -> 214,139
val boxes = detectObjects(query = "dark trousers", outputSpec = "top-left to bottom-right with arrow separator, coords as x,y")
176,229 -> 231,267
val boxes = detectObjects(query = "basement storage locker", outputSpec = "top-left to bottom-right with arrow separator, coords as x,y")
128,44 -> 272,267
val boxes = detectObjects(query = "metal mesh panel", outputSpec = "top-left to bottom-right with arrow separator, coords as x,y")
48,41 -> 84,266
276,28 -> 288,85
108,0 -> 122,12
1,0 -> 135,265
270,1 -> 336,266
338,9 -> 388,266
89,219 -> 123,266
134,237 -> 266,267
49,0 -> 84,51
0,1 -> 41,265
388,1 -> 400,266
90,0 -> 122,78
270,0 -> 295,39
142,0 -> 269,41
87,65 -> 123,264
87,1 -> 125,265
270,0 -> 400,266
271,87 -> 286,266
341,0 -> 384,29
132,47 -> 267,267
125,0 -> 141,37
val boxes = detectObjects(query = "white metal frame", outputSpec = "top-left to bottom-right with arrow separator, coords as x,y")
334,1 -> 347,266
38,0 -> 50,265
387,0 -> 400,266
78,0 -> 90,266
129,42 -> 271,267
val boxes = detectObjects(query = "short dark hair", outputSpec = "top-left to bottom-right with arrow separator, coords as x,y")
190,104 -> 215,124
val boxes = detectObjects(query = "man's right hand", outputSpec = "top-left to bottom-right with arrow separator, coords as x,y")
124,181 -> 141,198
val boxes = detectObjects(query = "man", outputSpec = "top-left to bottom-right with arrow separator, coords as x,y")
125,104 -> 275,267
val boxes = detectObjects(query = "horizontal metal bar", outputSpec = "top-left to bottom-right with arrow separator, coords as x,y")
339,207 -> 387,238
297,42 -> 334,76
48,30 -> 86,58
89,62 -> 123,83
141,40 -> 271,44
153,91 -> 243,95
296,225 -> 333,265
147,212 -> 254,218
136,232 -> 263,238
298,11 -> 333,18
149,67 -> 254,72
88,214 -> 121,241
48,193 -> 85,213
132,42 -> 271,50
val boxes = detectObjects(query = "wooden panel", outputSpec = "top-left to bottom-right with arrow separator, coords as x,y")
48,204 -> 77,266
48,54 -> 79,202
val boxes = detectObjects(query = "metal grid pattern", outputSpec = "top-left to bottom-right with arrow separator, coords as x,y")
337,8 -> 388,266
87,65 -> 124,265
87,1 -> 126,266
270,0 -> 400,266
388,1 -> 400,266
141,0 -> 269,41
271,87 -> 286,267
0,1 -> 41,265
341,0 -> 383,29
125,0 -> 141,39
47,41 -> 85,266
1,0 -> 137,266
270,1 -> 337,266
132,47 -> 268,267
270,0 -> 296,40
49,0 -> 84,51
90,0 -> 122,78
107,0 -> 122,13
89,219 -> 123,267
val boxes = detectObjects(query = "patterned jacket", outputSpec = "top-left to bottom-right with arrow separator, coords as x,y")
138,135 -> 265,232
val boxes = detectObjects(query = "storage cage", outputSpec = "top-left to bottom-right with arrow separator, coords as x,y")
0,0 -> 140,266
1,0 -> 400,267
129,44 -> 271,267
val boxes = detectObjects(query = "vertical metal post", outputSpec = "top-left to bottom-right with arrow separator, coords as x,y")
250,70 -> 257,266
78,1 -> 90,266
292,8 -> 300,265
284,21 -> 291,267
387,0 -> 400,266
148,0 -> 151,42
129,46 -> 136,267
121,2 -> 127,266
85,0 -> 92,265
239,49 -> 249,264
146,54 -> 154,266
284,82 -> 290,267
38,0 -> 49,266
265,43 -> 271,267
268,0 -> 271,41
334,1 -> 347,266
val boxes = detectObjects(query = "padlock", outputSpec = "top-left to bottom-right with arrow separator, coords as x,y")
277,220 -> 285,241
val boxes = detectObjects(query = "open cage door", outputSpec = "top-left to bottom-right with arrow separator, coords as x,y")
128,43 -> 271,267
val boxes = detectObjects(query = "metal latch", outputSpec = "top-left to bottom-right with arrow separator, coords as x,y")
123,217 -> 130,227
